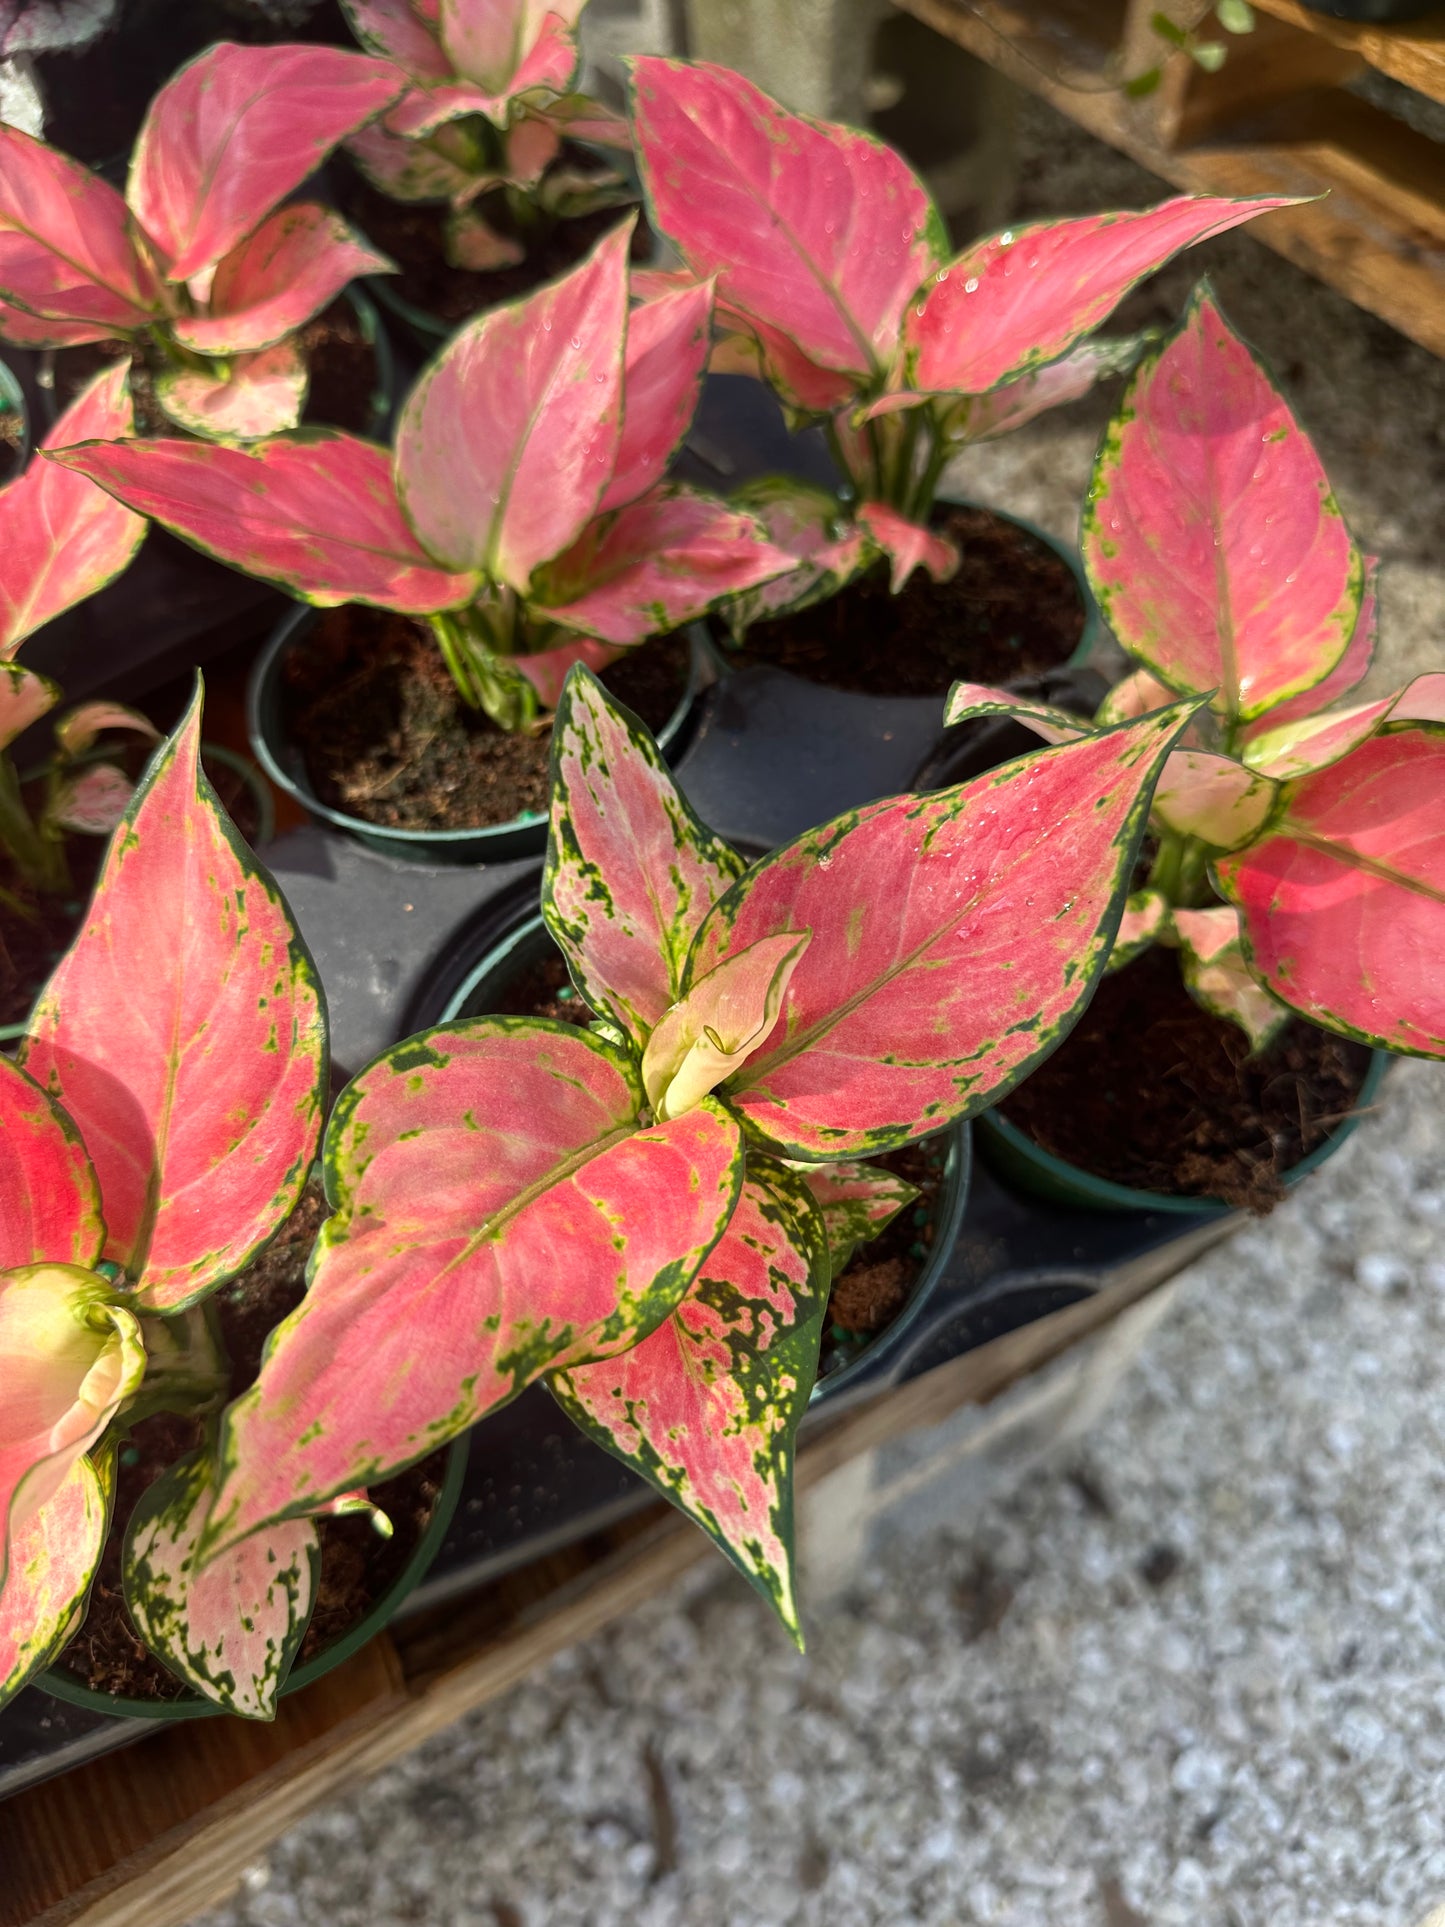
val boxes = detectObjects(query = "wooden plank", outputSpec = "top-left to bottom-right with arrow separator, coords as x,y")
1248,0 -> 1445,107
0,1235 -> 1226,1927
894,0 -> 1445,359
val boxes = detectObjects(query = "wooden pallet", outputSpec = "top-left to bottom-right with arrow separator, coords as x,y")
0,1234 -> 1227,1927
895,0 -> 1445,359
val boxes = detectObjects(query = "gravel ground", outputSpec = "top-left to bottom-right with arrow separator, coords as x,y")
198,90 -> 1445,1927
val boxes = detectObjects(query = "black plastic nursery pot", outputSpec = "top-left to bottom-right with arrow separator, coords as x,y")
1299,0 -> 1436,17
248,606 -> 718,865
34,1436 -> 469,1725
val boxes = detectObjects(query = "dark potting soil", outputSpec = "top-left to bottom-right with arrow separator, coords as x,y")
283,607 -> 691,833
58,1181 -> 449,1702
999,948 -> 1374,1212
728,505 -> 1086,693
343,164 -> 647,326
485,948 -> 948,1377
47,299 -> 379,435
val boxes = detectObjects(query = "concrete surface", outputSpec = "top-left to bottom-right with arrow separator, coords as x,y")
197,89 -> 1445,1927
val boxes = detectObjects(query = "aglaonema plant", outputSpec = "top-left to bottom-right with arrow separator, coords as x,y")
183,666 -> 1200,1642
0,366 -> 150,898
0,688 -> 346,1720
627,56 -> 1295,624
0,42 -> 404,438
342,0 -> 633,274
54,223 -> 795,730
944,284 -> 1445,1059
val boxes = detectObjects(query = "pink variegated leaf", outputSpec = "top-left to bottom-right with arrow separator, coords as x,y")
1097,667 -> 1179,725
1110,887 -> 1170,972
688,704 -> 1202,1158
395,221 -> 630,586
506,113 -> 562,185
904,196 -> 1292,400
47,763 -> 135,836
1242,672 -> 1445,782
50,433 -> 476,612
346,116 -> 478,201
543,90 -> 632,151
127,43 -> 404,283
340,0 -> 452,81
0,364 -> 143,656
441,0 -> 583,97
155,338 -> 309,441
123,1448 -> 318,1719
0,660 -> 60,748
384,79 -> 505,138
1216,731 -> 1445,1056
552,1160 -> 828,1644
0,1267 -> 143,1591
1243,556 -> 1378,737
174,206 -> 392,355
0,1055 -> 103,1270
601,279 -> 713,515
641,931 -> 812,1122
1171,905 -> 1287,1050
856,502 -> 958,593
936,332 -> 1156,443
1084,286 -> 1363,721
723,477 -> 868,637
538,486 -> 796,646
713,310 -> 857,422
544,664 -> 745,1041
535,166 -> 633,222
630,57 -> 944,381
516,634 -> 624,707
0,299 -> 111,348
53,702 -> 158,758
445,203 -> 525,270
201,1022 -> 744,1555
943,680 -> 1088,744
784,1158 -> 918,1281
1151,750 -> 1279,849
0,124 -> 158,329
0,1451 -> 109,1713
19,690 -> 328,1311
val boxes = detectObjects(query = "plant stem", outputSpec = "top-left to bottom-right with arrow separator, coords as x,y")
427,606 -> 540,733
0,752 -> 65,894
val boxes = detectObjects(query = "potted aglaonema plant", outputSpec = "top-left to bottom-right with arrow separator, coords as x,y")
183,663 -> 1200,1643
0,690 -> 464,1725
336,0 -> 640,346
626,56 -> 1296,706
944,284 -> 1444,1213
0,40 -> 403,442
56,223 -> 795,861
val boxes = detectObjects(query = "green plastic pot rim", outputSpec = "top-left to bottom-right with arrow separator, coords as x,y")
247,604 -> 712,862
438,912 -> 972,1405
36,1435 -> 469,1723
976,1047 -> 1392,1218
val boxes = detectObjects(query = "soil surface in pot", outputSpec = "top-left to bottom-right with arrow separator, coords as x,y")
998,948 -> 1375,1212
48,299 -> 379,435
487,948 -> 948,1376
0,751 -> 265,1028
58,1182 -> 449,1703
284,608 -> 692,832
343,160 -> 647,325
727,505 -> 1086,693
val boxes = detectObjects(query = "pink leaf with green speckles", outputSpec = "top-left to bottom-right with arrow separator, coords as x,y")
1241,672 -> 1445,782
1151,750 -> 1279,849
629,57 -> 944,382
856,502 -> 957,593
1084,285 -> 1363,721
49,763 -> 136,837
173,206 -> 393,356
544,665 -> 745,1044
0,1056 -> 103,1269
440,0 -> 583,96
0,299 -> 111,348
50,433 -> 476,612
0,660 -> 59,748
127,43 -> 403,282
19,688 -> 328,1311
687,704 -> 1202,1158
200,1020 -> 743,1557
0,123 -> 159,331
602,279 -> 713,514
346,115 -> 478,201
341,0 -> 452,81
155,338 -> 309,441
0,363 -> 144,656
516,634 -> 625,707
395,222 -> 630,587
536,485 -> 796,646
722,477 -> 868,637
1110,888 -> 1170,971
1242,556 -> 1379,738
0,1452 -> 110,1713
552,1160 -> 828,1643
904,198 -> 1292,400
1215,730 -> 1445,1056
124,1448 -> 318,1719
1172,905 -> 1287,1049
785,1158 -> 918,1280
943,680 -> 1088,743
